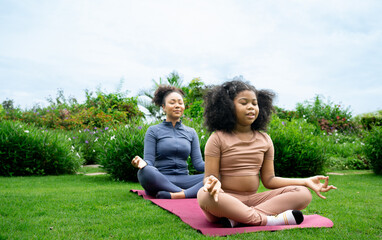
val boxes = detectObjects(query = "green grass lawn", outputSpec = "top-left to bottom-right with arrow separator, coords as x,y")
0,169 -> 381,239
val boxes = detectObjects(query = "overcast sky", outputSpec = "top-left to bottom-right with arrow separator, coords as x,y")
1,0 -> 381,116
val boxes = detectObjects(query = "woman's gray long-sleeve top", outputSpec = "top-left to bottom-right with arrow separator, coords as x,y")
143,121 -> 205,175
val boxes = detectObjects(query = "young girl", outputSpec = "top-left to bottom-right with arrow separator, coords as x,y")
197,80 -> 336,227
132,85 -> 205,199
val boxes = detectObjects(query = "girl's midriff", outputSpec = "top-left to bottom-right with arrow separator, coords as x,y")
221,175 -> 260,192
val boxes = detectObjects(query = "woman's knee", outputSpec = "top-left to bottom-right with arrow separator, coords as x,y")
137,166 -> 159,188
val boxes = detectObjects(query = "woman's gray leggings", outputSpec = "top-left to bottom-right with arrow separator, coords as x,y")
137,165 -> 204,198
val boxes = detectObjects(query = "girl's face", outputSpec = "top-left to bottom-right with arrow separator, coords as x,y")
162,92 -> 185,121
233,90 -> 259,128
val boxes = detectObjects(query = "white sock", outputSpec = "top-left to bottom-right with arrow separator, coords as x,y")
227,218 -> 238,228
266,210 -> 304,226
221,218 -> 239,228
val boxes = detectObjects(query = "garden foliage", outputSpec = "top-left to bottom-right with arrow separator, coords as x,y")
1,88 -> 143,130
0,120 -> 84,176
364,126 -> 382,175
324,132 -> 368,170
182,118 -> 211,174
98,120 -> 151,181
69,126 -> 114,165
357,110 -> 382,130
0,73 -> 378,177
294,95 -> 356,133
182,78 -> 210,121
268,116 -> 326,177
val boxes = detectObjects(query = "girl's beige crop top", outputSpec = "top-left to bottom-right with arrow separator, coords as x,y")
204,130 -> 274,176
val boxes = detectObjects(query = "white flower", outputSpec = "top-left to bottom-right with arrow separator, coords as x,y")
71,146 -> 75,152
94,137 -> 98,142
201,135 -> 205,139
68,138 -> 71,141
361,142 -> 365,146
110,135 -> 116,140
24,130 -> 29,133
93,150 -> 95,152
79,130 -> 82,133
125,125 -> 129,128
76,153 -> 80,158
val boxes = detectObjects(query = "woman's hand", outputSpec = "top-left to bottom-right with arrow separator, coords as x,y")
305,176 -> 337,199
203,175 -> 223,202
131,156 -> 148,169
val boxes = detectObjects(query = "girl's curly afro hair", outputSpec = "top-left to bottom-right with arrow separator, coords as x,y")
203,79 -> 275,133
152,85 -> 185,106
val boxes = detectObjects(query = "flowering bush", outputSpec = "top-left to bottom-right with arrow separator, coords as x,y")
273,106 -> 300,121
2,89 -> 144,130
295,95 -> 357,133
68,126 -> 113,164
268,116 -> 326,177
0,120 -> 84,176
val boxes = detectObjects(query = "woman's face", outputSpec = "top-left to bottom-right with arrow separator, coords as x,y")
233,90 -> 259,127
162,91 -> 185,121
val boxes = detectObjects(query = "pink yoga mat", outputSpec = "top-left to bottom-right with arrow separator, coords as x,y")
130,189 -> 333,236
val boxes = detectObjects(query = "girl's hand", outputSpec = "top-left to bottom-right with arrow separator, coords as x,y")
305,176 -> 337,199
203,175 -> 223,202
131,156 -> 148,169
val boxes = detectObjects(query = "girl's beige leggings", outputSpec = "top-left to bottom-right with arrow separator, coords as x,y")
197,186 -> 312,226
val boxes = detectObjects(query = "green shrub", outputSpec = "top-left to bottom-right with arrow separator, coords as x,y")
0,121 -> 84,176
98,120 -> 153,181
327,156 -> 368,171
358,110 -> 382,130
182,117 -> 210,174
268,116 -> 326,177
364,126 -> 382,175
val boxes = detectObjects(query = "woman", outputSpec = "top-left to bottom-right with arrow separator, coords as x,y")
197,80 -> 336,227
132,85 -> 205,199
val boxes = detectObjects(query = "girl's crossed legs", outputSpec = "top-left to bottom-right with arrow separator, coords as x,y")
197,186 -> 312,226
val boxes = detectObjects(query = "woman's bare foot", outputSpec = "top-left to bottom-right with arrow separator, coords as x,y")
170,191 -> 185,199
131,156 -> 147,169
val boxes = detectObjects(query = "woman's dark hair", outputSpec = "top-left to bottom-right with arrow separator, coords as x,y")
204,79 -> 275,133
152,85 -> 185,106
